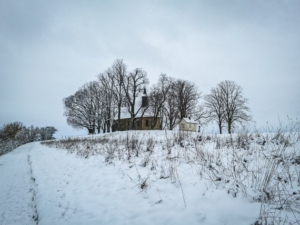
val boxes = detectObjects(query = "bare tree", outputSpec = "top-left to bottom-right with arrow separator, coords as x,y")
164,81 -> 180,130
0,122 -> 57,155
1,121 -> 24,141
204,86 -> 225,134
24,125 -> 40,142
193,104 -> 210,131
148,74 -> 173,129
122,68 -> 149,130
174,79 -> 202,120
111,59 -> 127,131
219,80 -> 251,134
39,126 -> 58,141
163,79 -> 201,130
89,81 -> 104,133
63,82 -> 98,134
98,69 -> 116,133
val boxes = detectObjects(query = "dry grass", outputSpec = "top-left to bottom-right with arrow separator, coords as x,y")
42,121 -> 300,224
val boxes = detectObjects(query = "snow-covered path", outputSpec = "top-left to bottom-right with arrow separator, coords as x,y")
0,143 -> 37,225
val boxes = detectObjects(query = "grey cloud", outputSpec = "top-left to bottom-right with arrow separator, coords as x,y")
0,0 -> 299,137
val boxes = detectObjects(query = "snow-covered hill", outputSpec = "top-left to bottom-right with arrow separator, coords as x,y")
1,130 -> 299,225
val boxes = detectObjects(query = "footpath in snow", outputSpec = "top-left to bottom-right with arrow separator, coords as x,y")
0,143 -> 37,225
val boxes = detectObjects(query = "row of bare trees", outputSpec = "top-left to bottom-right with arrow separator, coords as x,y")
63,59 -> 251,134
0,122 -> 57,155
63,60 -> 149,134
204,80 -> 251,134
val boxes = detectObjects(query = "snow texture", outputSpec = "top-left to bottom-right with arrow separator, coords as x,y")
1,130 -> 299,224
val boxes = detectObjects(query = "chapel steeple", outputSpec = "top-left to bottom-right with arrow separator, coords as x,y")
141,87 -> 148,107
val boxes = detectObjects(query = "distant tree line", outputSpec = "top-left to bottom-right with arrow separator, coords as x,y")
0,122 -> 57,155
63,59 -> 251,134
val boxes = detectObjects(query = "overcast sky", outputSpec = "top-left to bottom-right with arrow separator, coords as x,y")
1,0 -> 299,137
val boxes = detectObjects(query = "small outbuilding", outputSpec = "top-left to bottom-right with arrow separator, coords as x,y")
179,117 -> 197,132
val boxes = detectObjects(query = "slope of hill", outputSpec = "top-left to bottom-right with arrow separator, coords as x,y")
1,130 -> 299,224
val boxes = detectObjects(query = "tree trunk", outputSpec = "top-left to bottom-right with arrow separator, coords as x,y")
151,120 -> 157,130
169,118 -> 173,130
117,103 -> 121,131
228,120 -> 232,134
218,122 -> 222,134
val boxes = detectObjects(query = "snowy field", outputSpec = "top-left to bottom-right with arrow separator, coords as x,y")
1,130 -> 300,225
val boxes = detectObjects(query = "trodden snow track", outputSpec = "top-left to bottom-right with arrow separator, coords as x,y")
0,143 -> 38,225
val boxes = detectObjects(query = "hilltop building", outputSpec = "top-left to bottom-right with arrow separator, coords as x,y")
112,88 -> 161,131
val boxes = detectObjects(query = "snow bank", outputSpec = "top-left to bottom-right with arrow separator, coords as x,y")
33,131 -> 264,224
